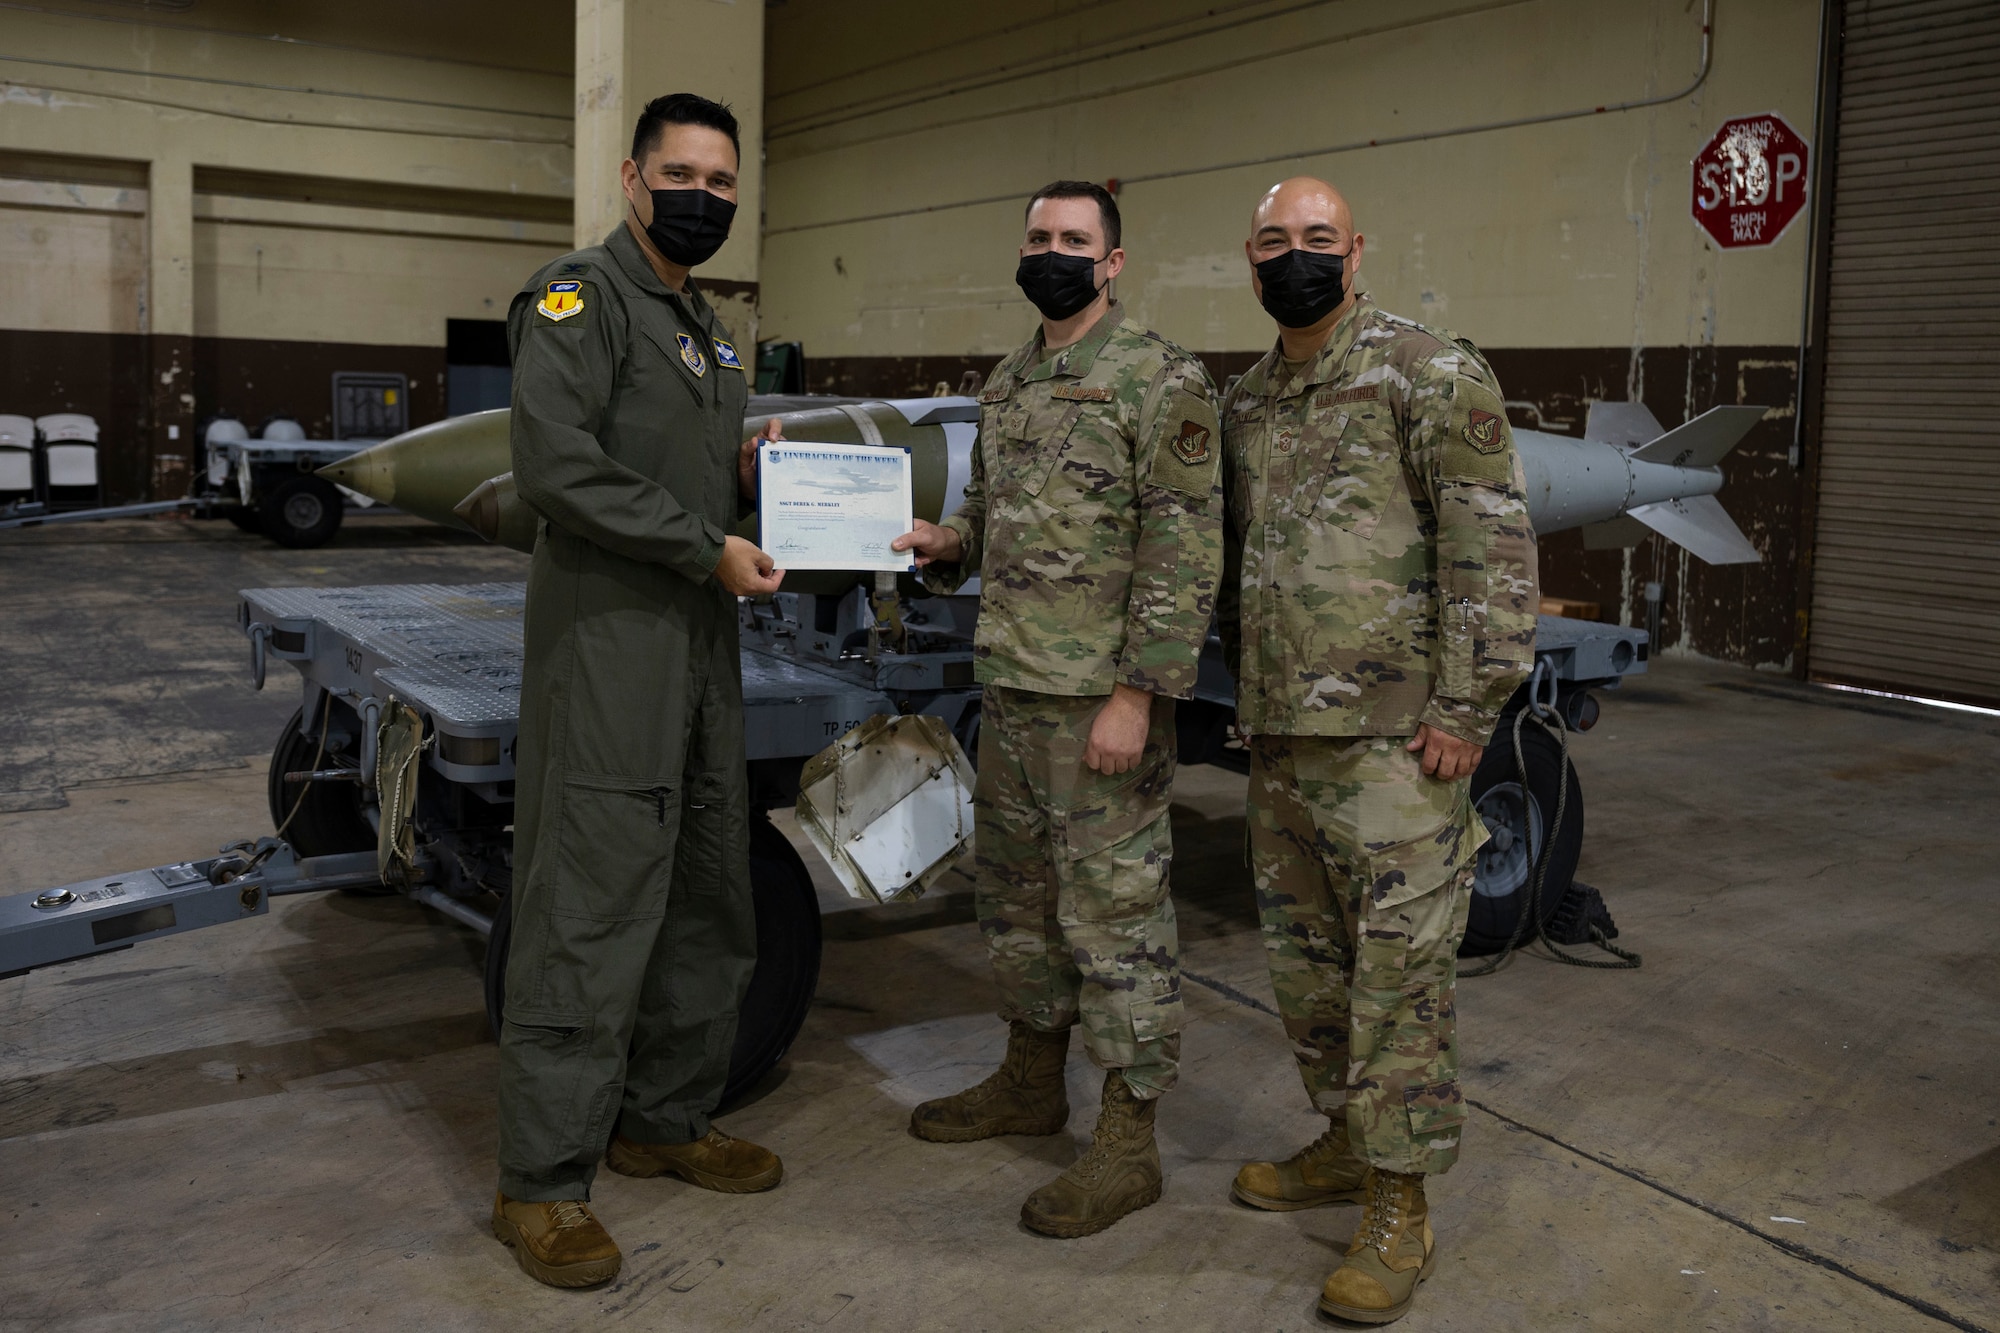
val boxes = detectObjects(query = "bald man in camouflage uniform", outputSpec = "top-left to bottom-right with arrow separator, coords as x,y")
895,180 -> 1223,1238
1218,178 -> 1537,1324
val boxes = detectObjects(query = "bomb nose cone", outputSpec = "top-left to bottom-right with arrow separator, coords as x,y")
310,409 -> 513,532
318,444 -> 396,504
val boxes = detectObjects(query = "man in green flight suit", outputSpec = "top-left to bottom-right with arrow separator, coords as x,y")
490,93 -> 790,1290
894,181 -> 1225,1237
1218,177 -> 1538,1324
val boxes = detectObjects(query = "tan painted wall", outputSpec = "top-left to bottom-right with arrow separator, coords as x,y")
761,0 -> 1822,363
0,0 -> 573,344
0,179 -> 146,334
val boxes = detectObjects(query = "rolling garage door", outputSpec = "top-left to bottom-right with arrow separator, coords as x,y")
1809,0 -> 2000,704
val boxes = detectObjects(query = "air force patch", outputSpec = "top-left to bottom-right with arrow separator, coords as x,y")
713,338 -> 744,371
537,280 -> 584,322
1171,418 -> 1213,466
676,332 -> 708,377
1463,409 -> 1503,453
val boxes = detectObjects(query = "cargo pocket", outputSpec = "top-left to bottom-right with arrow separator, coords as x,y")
1056,760 -> 1172,923
1363,814 -> 1468,912
1404,1077 -> 1467,1161
552,774 -> 680,921
676,769 -> 741,897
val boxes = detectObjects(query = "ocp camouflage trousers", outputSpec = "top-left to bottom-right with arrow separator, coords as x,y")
974,685 -> 1184,1098
1248,734 -> 1480,1175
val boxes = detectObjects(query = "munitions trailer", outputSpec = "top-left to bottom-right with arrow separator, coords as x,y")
0,572 -> 1645,1102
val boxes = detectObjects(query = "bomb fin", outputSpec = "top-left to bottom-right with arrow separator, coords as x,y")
1628,405 -> 1767,468
1628,494 -> 1761,565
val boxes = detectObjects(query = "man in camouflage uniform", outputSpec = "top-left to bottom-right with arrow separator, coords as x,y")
893,180 -> 1223,1237
1217,177 -> 1537,1323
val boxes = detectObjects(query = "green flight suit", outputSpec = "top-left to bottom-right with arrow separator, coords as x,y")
495,223 -> 756,1203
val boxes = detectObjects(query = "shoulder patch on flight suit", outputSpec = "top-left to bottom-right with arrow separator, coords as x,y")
1442,377 -> 1515,487
557,261 -> 592,276
675,332 -> 707,377
536,280 -> 586,323
1149,388 -> 1222,498
712,338 -> 743,371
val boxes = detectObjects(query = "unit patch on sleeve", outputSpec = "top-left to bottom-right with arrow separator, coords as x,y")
675,332 -> 708,377
537,280 -> 585,322
1462,409 -> 1503,454
1171,418 -> 1213,466
712,338 -> 744,371
1148,388 -> 1222,498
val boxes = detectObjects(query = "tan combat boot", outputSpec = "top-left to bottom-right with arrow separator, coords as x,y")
1019,1072 -> 1162,1238
910,1021 -> 1071,1142
1318,1169 -> 1437,1324
605,1128 -> 783,1192
490,1193 -> 622,1289
1230,1116 -> 1368,1210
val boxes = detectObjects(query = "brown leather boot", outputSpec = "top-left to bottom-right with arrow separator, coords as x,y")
1231,1116 -> 1368,1210
1318,1169 -> 1437,1324
1019,1072 -> 1162,1238
911,1021 -> 1071,1142
490,1193 -> 622,1288
604,1128 -> 782,1192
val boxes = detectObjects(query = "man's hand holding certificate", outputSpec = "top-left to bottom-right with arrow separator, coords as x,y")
757,440 -> 916,572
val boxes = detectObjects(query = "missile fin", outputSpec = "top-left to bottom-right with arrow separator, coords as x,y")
1584,401 -> 1666,448
1627,405 -> 1768,468
1629,495 -> 1762,565
1580,516 -> 1652,550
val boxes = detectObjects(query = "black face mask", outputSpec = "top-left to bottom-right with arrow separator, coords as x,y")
1015,250 -> 1105,321
1255,248 -> 1347,328
639,186 -> 736,267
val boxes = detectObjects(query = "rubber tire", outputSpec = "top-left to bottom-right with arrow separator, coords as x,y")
260,475 -> 344,548
268,705 -> 378,858
1460,717 -> 1584,957
480,815 -> 825,1107
223,504 -> 262,534
267,705 -> 396,897
723,817 -> 824,1106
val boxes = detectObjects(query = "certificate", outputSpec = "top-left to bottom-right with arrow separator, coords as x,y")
756,440 -> 915,572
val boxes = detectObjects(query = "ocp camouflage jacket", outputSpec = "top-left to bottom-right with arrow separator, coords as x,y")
923,301 -> 1224,699
1217,295 -> 1539,743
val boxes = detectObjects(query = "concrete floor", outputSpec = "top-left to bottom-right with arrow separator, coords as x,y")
1,517 -> 1996,1332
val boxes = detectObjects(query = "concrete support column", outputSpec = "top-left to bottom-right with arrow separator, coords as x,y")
146,155 -> 195,501
575,0 -> 764,347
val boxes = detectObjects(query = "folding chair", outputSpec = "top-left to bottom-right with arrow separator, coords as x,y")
35,413 -> 101,510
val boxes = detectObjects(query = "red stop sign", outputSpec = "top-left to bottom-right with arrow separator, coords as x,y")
1692,113 -> 1810,248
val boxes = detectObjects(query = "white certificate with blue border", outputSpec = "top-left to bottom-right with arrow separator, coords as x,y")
757,441 -> 915,572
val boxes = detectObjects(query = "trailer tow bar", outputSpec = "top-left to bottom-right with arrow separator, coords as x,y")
0,838 -> 423,980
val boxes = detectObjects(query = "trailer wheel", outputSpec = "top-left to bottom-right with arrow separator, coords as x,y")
260,476 -> 344,548
723,816 -> 824,1107
1461,718 -> 1584,957
267,705 -> 390,893
484,892 -> 512,1041
480,815 -> 824,1105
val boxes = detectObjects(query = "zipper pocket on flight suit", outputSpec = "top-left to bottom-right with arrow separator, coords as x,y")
550,774 -> 682,921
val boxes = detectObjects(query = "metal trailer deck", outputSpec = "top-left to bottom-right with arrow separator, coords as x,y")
1,581 -> 1644,1093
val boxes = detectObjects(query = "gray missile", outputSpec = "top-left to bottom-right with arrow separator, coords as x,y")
1514,402 -> 1768,565
325,395 -> 1765,569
